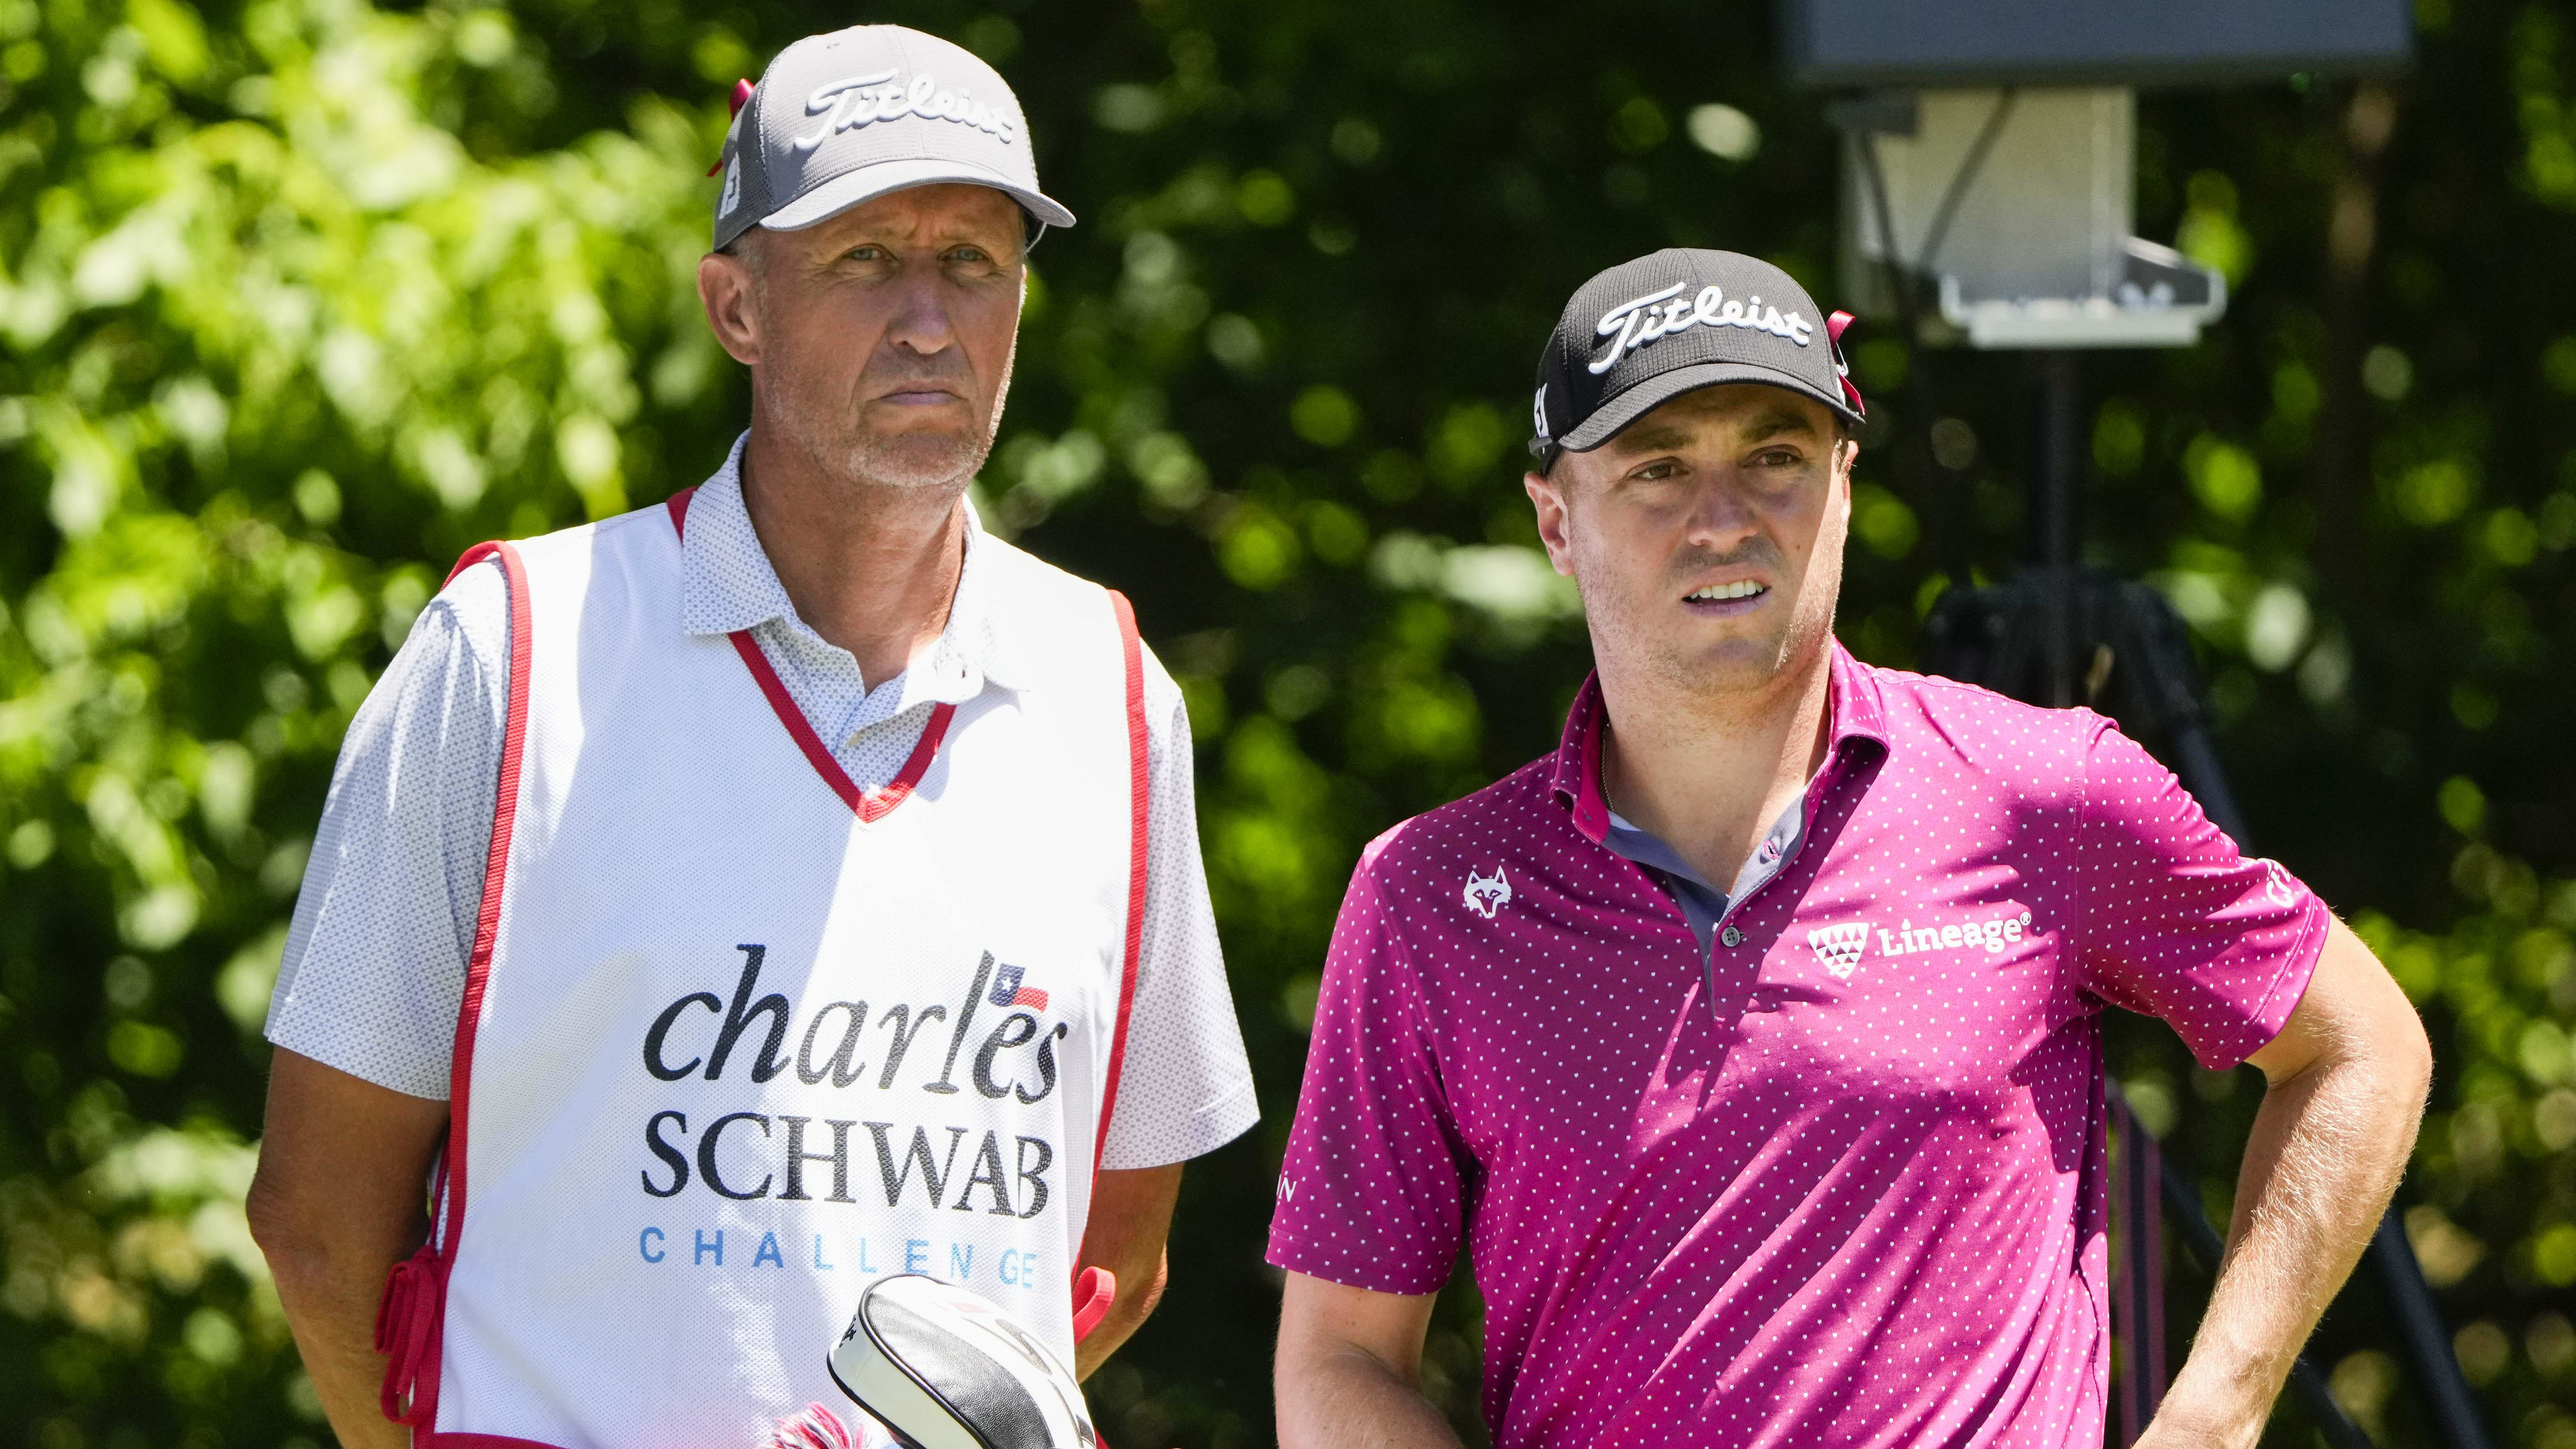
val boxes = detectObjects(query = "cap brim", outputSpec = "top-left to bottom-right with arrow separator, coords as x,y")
1556,359 -> 1863,454
761,156 -> 1077,234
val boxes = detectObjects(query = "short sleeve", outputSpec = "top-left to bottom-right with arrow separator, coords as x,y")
264,560 -> 510,1100
2074,721 -> 2331,1071
1264,841 -> 1466,1295
1095,654 -> 1259,1169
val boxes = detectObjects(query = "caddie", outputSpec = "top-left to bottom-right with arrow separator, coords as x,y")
1267,249 -> 2433,1448
247,25 -> 1256,1449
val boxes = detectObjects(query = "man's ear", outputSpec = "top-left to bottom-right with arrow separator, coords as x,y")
698,250 -> 761,367
1525,470 -> 1577,578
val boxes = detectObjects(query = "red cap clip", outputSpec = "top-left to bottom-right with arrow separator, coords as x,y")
709,80 -> 754,177
1825,310 -> 1866,420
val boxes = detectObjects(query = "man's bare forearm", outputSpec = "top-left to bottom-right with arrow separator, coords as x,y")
1279,1343 -> 1467,1449
1073,1250 -> 1168,1380
256,1212 -> 422,1449
252,1051 -> 451,1449
1276,1274 -> 1458,1449
2150,1028 -> 2429,1442
1073,1164 -> 1183,1379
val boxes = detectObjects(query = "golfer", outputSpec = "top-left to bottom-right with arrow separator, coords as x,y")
1267,250 -> 2432,1448
247,26 -> 1255,1449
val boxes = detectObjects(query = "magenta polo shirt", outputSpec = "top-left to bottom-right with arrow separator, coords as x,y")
1266,642 -> 2331,1449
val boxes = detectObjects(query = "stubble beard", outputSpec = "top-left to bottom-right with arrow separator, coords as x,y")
1575,535 -> 1842,713
755,336 -> 1018,498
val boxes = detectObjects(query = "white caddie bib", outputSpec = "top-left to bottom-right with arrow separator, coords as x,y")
374,488 -> 1150,1449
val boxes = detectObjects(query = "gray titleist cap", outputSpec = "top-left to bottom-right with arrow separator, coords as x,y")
1529,249 -> 1863,466
713,25 -> 1074,252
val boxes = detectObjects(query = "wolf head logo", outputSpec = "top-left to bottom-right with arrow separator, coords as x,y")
1463,865 -> 1513,919
1806,921 -> 1872,980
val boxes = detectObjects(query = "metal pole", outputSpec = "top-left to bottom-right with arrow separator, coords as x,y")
2030,351 -> 2083,706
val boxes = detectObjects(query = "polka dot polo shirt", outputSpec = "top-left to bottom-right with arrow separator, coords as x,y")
1266,642 -> 2330,1449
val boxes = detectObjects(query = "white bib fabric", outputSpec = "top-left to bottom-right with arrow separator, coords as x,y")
376,490 -> 1149,1449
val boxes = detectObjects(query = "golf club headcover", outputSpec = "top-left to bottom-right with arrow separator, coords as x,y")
827,1275 -> 1098,1449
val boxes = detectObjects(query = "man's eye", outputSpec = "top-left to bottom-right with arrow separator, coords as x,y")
1632,461 -> 1682,482
1751,448 -> 1800,468
846,245 -> 889,262
947,246 -> 993,264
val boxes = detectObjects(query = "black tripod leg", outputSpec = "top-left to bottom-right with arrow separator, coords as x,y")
2163,720 -> 2252,855
2152,668 -> 2487,1448
2159,1160 -> 2378,1449
2368,1209 -> 2494,1449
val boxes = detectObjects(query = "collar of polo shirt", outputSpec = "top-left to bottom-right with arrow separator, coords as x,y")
677,431 -> 1024,698
1549,641 -> 1892,844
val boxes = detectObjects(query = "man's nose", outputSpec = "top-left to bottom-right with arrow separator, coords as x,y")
1682,476 -> 1761,550
883,268 -> 957,356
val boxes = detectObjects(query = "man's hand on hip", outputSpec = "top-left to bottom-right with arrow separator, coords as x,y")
2145,916 -> 2434,1444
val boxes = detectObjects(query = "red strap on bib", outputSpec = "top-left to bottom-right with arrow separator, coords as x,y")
374,1243 -> 446,1425
383,539 -> 535,1434
1068,594 -> 1149,1345
1070,1266 -> 1117,1343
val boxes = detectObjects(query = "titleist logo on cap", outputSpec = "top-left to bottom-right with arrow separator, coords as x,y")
793,71 -> 1020,150
1591,281 -> 1814,375
710,24 -> 1075,252
1526,249 -> 1862,460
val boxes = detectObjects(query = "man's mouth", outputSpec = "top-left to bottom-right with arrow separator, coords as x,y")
1685,581 -> 1768,603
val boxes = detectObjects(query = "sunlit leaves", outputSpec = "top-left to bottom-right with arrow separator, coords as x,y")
1287,383 -> 1357,448
1215,502 -> 1300,590
0,0 -> 717,1435
2175,170 -> 2253,285
2393,457 -> 2479,527
2184,435 -> 2262,523
1233,169 -> 1293,227
2093,399 -> 2146,477
1851,481 -> 1918,559
2514,7 -> 2576,209
1607,95 -> 1667,155
1423,401 -> 1508,489
1684,103 -> 1760,163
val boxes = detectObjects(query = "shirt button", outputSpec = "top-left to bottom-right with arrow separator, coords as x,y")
1720,926 -> 1743,947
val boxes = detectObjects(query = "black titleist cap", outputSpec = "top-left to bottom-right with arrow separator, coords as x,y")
1528,248 -> 1865,466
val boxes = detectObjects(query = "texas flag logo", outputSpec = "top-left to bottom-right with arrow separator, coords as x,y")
988,961 -> 1048,1012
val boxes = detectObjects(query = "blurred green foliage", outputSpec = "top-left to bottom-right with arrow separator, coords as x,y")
5,0 -> 2576,1445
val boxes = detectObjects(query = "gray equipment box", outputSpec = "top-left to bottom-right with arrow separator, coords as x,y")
1781,0 -> 2414,89
1839,87 -> 2228,348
